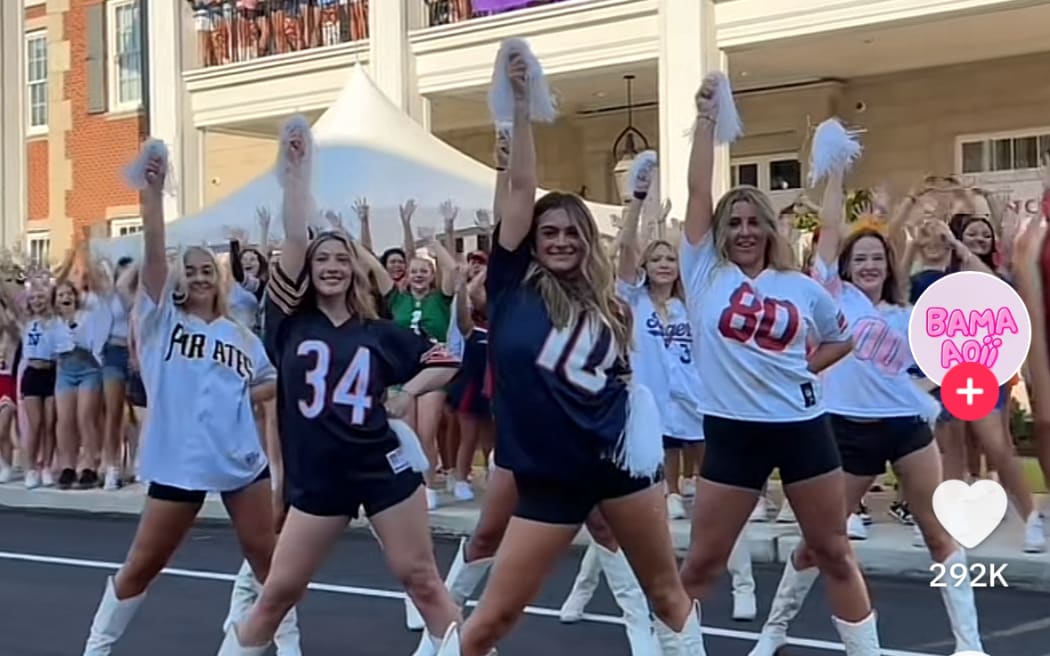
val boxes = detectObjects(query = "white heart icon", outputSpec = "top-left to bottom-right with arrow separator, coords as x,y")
932,480 -> 1008,549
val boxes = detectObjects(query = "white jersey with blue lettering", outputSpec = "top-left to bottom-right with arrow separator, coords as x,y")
617,276 -> 703,440
134,278 -> 276,491
680,232 -> 852,422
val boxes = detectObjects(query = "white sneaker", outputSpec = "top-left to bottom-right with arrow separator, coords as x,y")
445,474 -> 456,493
0,464 -> 12,484
666,493 -> 687,520
24,469 -> 41,490
776,500 -> 797,523
453,480 -> 474,502
681,477 -> 697,497
41,468 -> 54,487
749,497 -> 770,522
426,488 -> 440,511
1023,512 -> 1047,553
846,514 -> 867,540
103,467 -> 121,491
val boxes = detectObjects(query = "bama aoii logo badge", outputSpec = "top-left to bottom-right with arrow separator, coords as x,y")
908,271 -> 1032,386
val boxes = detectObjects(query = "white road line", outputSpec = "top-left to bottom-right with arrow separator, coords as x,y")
0,550 -> 936,656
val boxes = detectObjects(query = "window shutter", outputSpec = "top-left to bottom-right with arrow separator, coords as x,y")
86,4 -> 107,114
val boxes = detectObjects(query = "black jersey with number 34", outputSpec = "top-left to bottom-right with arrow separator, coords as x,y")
265,263 -> 458,473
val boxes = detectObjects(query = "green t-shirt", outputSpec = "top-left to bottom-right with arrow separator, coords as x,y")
388,290 -> 453,342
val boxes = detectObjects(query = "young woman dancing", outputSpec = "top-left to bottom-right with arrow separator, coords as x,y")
436,50 -> 697,656
675,75 -> 880,654
219,117 -> 461,655
746,160 -> 982,656
560,151 -> 757,631
82,142 -> 281,655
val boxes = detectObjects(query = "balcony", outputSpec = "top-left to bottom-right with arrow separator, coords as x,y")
188,0 -> 369,70
419,0 -> 574,28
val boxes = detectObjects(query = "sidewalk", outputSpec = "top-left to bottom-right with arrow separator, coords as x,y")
1,481 -> 1047,591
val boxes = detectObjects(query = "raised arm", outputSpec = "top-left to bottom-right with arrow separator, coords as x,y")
275,121 -> 312,281
255,206 -> 273,258
815,169 -> 845,266
492,124 -> 511,222
399,200 -> 417,258
617,155 -> 656,284
498,53 -> 538,251
139,144 -> 169,304
453,265 -> 473,336
684,76 -> 719,246
425,230 -> 459,297
354,198 -> 374,252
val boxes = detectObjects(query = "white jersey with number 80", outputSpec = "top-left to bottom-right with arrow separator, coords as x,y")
681,233 -> 852,422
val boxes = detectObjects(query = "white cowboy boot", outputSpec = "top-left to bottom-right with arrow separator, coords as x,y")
727,535 -> 756,621
559,543 -> 601,623
222,560 -> 302,655
832,612 -> 881,655
937,550 -> 983,653
406,596 -> 426,631
216,625 -> 270,656
595,544 -> 660,656
747,554 -> 819,656
446,537 -> 494,608
412,631 -> 443,656
222,561 -> 257,634
83,577 -> 146,655
653,600 -> 706,655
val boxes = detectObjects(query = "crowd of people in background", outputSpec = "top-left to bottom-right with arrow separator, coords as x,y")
0,35 -> 1048,656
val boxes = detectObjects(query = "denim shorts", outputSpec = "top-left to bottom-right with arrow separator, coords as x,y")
102,343 -> 130,383
56,351 -> 103,394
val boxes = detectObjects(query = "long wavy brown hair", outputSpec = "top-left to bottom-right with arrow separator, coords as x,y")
712,185 -> 797,272
302,232 -> 378,320
525,192 -> 632,355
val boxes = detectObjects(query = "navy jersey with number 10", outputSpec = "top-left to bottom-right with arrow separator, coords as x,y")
265,262 -> 459,494
486,227 -> 629,483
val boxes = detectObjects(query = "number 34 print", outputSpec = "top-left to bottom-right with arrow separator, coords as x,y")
717,282 -> 800,352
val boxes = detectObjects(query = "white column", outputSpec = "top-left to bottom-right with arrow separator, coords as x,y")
147,0 -> 184,220
0,3 -> 26,245
369,0 -> 427,124
657,0 -> 729,218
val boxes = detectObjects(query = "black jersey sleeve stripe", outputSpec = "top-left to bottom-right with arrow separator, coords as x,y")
268,261 -> 308,314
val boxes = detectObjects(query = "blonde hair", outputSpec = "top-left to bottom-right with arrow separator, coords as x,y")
169,245 -> 232,320
24,279 -> 54,319
304,233 -> 379,320
712,185 -> 797,272
525,192 -> 632,356
639,239 -> 686,309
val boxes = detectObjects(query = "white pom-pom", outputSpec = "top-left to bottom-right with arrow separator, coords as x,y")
390,419 -> 431,473
808,118 -> 862,186
612,381 -> 664,479
277,114 -> 314,190
123,139 -> 172,192
711,72 -> 743,145
627,150 -> 658,197
488,38 -> 558,125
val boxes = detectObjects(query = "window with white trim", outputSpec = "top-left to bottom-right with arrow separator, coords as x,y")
25,31 -> 48,133
959,129 -> 1050,174
731,154 -> 802,193
107,0 -> 143,111
110,217 -> 143,237
26,231 -> 50,266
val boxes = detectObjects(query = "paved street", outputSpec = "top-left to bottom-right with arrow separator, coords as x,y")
0,510 -> 1047,655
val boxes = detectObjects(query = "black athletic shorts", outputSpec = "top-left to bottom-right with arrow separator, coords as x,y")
663,435 -> 702,450
288,468 -> 422,520
830,415 -> 933,477
701,414 -> 841,491
21,366 -> 56,399
514,458 -> 662,526
147,467 -> 271,504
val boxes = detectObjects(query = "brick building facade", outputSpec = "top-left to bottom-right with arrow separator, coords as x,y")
19,0 -> 147,264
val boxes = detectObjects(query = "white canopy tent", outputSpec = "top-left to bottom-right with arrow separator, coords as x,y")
93,66 -> 621,260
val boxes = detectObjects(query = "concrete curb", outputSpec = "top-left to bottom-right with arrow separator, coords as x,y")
2,485 -> 1047,591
